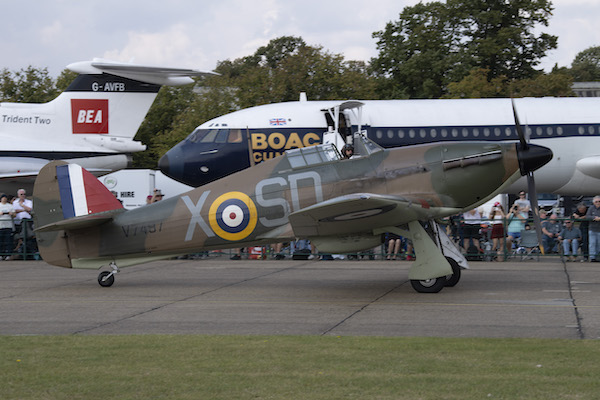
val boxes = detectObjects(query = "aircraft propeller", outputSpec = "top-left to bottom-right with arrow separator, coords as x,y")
512,99 -> 545,254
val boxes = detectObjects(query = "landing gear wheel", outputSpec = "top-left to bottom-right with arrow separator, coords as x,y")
444,257 -> 461,287
410,276 -> 446,293
98,271 -> 115,287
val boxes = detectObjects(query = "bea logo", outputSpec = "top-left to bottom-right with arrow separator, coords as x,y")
71,99 -> 108,134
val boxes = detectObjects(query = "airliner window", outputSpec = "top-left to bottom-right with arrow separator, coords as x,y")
200,129 -> 219,143
431,129 -> 437,138
441,129 -> 447,138
494,128 -> 501,137
398,129 -> 405,138
578,126 -> 585,135
228,129 -> 242,143
187,128 -> 208,143
215,129 -> 229,143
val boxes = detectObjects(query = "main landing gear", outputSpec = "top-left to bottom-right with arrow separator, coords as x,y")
98,262 -> 119,287
409,256 -> 461,293
381,220 -> 467,294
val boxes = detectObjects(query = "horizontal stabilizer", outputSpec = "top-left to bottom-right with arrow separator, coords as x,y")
67,58 -> 218,86
35,211 -> 122,233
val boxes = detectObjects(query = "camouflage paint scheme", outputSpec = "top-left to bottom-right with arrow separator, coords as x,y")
34,135 -> 535,276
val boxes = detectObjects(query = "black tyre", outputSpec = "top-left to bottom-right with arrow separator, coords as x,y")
444,257 -> 461,287
98,271 -> 115,287
410,276 -> 446,293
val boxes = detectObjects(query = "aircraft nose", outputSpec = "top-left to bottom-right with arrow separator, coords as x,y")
517,143 -> 553,176
158,146 -> 184,182
158,153 -> 170,175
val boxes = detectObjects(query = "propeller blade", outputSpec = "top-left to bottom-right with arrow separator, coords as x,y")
527,171 -> 545,254
511,99 -> 528,150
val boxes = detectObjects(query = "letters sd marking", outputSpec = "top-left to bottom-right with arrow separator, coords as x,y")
209,192 -> 257,241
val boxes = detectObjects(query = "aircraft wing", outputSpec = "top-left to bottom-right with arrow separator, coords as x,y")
288,193 -> 457,237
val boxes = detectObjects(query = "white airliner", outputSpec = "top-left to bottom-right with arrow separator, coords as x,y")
159,96 -> 600,196
0,58 -> 215,194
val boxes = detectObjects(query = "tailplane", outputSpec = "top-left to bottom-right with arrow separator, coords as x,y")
33,161 -> 125,267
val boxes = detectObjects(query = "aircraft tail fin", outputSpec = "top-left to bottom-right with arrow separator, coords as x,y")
33,160 -> 124,267
1,59 -> 217,174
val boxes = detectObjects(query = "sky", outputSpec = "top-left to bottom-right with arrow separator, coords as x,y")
1,0 -> 600,77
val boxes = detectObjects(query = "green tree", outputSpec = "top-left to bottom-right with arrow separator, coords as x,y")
454,0 -> 556,80
508,69 -> 573,97
445,67 -> 573,98
570,46 -> 600,81
444,68 -> 507,98
372,0 -> 558,98
0,66 -> 58,102
372,2 -> 460,99
215,36 -> 377,107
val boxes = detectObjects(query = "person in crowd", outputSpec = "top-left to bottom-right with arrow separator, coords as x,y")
586,196 -> 600,262
558,220 -> 582,262
150,189 -> 164,203
462,208 -> 482,255
573,203 -> 589,261
0,194 -> 15,260
541,213 -> 562,253
12,189 -> 33,234
506,204 -> 528,251
386,232 -> 401,260
513,191 -> 531,213
488,202 -> 506,260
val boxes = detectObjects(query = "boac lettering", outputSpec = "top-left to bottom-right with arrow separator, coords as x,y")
251,132 -> 321,163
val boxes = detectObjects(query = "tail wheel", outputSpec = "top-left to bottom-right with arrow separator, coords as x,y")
410,276 -> 446,293
98,271 -> 115,287
444,257 -> 461,287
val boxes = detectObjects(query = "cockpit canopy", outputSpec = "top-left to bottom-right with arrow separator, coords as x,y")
285,132 -> 382,169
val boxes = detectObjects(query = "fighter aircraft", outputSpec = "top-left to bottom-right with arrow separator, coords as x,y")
0,58 -> 215,194
33,104 -> 552,292
159,96 -> 599,195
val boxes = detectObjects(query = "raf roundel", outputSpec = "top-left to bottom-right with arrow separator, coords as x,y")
209,192 -> 258,241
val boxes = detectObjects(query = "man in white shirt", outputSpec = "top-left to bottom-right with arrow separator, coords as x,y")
12,188 -> 33,231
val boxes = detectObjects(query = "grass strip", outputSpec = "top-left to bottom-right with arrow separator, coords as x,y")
1,335 -> 599,399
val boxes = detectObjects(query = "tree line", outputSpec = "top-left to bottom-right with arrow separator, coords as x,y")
2,0 -> 600,168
